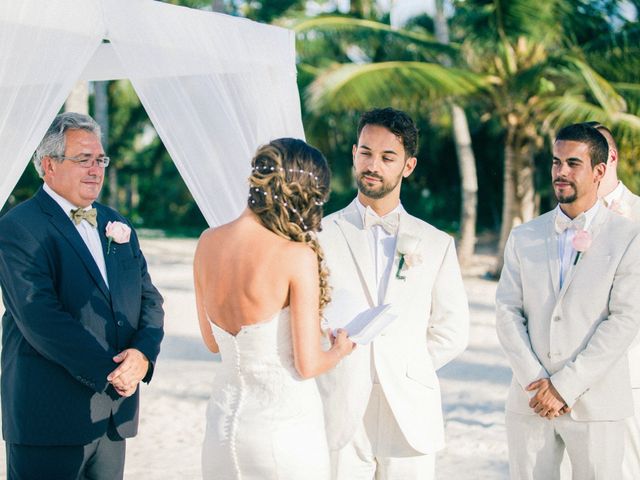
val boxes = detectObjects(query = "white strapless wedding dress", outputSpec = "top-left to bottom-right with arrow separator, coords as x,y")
202,308 -> 330,480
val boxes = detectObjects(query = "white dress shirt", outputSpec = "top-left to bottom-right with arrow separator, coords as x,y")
603,181 -> 624,206
43,183 -> 109,288
355,198 -> 404,305
556,201 -> 600,289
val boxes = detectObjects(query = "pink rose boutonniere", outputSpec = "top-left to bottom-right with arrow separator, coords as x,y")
608,199 -> 631,219
396,234 -> 423,280
105,221 -> 131,255
572,230 -> 592,265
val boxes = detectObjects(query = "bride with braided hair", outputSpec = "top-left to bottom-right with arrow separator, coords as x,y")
194,138 -> 355,479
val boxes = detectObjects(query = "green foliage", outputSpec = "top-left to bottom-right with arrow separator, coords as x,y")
5,1 -> 640,236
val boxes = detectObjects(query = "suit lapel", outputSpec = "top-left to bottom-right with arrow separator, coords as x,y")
97,208 -> 117,296
557,204 -> 607,301
545,213 -> 561,300
334,202 -> 377,306
36,189 -> 110,300
382,213 -> 421,306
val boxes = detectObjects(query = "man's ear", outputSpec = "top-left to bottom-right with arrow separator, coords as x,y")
403,156 -> 417,178
594,161 -> 606,182
352,144 -> 357,164
42,156 -> 54,174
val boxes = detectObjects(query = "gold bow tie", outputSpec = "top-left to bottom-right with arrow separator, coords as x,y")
70,207 -> 97,227
554,212 -> 586,234
364,207 -> 399,235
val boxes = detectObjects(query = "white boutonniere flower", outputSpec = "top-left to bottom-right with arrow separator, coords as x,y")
395,234 -> 422,280
105,221 -> 131,255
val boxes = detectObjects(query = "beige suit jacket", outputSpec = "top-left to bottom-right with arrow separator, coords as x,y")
615,183 -> 640,388
496,205 -> 640,421
316,200 -> 469,453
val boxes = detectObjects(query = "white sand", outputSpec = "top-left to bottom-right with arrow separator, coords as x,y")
0,237 -> 509,479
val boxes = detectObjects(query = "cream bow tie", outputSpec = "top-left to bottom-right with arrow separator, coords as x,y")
554,212 -> 586,234
364,207 -> 399,234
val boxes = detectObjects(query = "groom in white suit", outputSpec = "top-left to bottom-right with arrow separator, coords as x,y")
317,107 -> 469,479
496,123 -> 640,479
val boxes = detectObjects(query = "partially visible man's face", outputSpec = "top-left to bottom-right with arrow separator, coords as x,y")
353,124 -> 416,200
42,129 -> 105,207
552,140 -> 604,205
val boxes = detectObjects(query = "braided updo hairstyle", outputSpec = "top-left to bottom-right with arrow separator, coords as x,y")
248,138 -> 332,312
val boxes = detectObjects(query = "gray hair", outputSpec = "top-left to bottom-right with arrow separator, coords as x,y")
33,112 -> 102,178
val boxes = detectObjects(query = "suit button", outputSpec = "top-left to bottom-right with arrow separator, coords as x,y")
117,321 -> 124,327
553,316 -> 561,322
547,352 -> 552,359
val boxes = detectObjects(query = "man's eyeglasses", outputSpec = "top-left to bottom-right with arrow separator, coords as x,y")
51,155 -> 110,168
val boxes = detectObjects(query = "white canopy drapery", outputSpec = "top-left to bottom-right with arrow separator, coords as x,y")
0,0 -> 305,226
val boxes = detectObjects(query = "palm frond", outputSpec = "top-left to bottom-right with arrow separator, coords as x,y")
292,15 -> 459,56
306,61 -> 487,113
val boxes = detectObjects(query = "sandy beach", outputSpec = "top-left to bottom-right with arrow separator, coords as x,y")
0,236 -> 510,479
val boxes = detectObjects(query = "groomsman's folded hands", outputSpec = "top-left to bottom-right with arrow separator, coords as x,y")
526,378 -> 571,419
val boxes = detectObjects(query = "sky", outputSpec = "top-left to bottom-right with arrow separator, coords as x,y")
308,0 -> 637,26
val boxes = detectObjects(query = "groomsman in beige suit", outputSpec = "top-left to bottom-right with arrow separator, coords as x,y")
317,107 -> 469,479
589,122 -> 640,479
496,122 -> 640,479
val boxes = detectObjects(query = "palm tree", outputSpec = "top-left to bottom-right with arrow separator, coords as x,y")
294,0 -> 640,274
435,0 -> 478,267
293,13 -> 486,263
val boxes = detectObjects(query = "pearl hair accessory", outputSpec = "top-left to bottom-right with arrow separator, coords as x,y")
248,184 -> 320,231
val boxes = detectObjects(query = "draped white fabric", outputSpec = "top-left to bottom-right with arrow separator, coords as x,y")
0,0 -> 305,226
0,0 -> 104,211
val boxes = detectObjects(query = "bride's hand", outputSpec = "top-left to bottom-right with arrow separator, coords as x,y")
331,329 -> 356,360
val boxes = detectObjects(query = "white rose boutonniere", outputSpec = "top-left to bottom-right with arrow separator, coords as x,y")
396,233 -> 422,280
105,221 -> 131,255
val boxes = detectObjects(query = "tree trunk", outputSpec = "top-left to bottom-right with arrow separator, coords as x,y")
65,81 -> 89,114
349,0 -> 370,17
211,0 -> 225,13
451,104 -> 478,267
495,127 -> 516,276
435,0 -> 478,267
94,81 -> 116,209
495,126 -> 536,275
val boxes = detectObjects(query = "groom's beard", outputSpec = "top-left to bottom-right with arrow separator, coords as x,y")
553,177 -> 578,204
356,170 -> 403,200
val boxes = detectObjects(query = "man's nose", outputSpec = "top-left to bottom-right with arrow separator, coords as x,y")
87,161 -> 103,176
367,155 -> 382,172
556,161 -> 570,176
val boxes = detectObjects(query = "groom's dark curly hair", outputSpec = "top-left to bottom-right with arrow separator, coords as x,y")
357,107 -> 419,158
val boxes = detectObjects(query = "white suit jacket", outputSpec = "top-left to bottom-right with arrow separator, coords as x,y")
615,183 -> 640,389
316,200 -> 469,453
496,205 -> 640,421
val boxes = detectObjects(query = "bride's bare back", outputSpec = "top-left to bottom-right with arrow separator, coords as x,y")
194,210 -> 316,342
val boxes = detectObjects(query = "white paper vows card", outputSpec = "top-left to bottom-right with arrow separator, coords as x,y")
334,304 -> 397,345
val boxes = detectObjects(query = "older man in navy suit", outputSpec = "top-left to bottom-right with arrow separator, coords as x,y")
0,112 -> 164,479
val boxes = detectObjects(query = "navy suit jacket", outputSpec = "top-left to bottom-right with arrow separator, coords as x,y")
0,187 -> 164,445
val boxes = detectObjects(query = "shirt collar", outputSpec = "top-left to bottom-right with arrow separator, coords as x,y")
43,183 -> 91,217
555,200 -> 601,231
603,181 -> 624,206
355,197 -> 404,225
